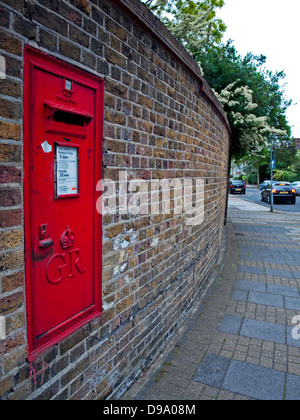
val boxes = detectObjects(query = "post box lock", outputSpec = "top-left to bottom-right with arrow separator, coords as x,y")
38,224 -> 54,249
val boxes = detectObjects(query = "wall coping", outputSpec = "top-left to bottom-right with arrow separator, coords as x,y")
114,0 -> 231,134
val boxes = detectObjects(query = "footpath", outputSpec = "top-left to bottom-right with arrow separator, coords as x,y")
120,196 -> 300,400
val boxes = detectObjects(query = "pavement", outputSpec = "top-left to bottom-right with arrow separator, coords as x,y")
120,196 -> 300,400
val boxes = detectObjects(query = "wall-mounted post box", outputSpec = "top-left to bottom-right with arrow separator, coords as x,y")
24,47 -> 104,359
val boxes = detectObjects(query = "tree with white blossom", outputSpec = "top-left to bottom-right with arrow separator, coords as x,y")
215,82 -> 287,158
142,0 -> 292,159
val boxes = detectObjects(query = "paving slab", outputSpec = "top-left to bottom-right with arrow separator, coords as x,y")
230,289 -> 248,302
248,291 -> 284,308
120,201 -> 300,401
286,327 -> 300,348
218,315 -> 243,334
286,375 -> 300,400
285,296 -> 300,311
267,284 -> 300,297
222,360 -> 285,400
238,266 -> 265,275
235,280 -> 266,292
265,268 -> 294,278
240,318 -> 286,344
193,354 -> 230,388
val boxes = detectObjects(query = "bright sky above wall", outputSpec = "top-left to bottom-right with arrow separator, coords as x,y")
217,0 -> 300,138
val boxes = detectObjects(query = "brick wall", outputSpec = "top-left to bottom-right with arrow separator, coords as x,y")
0,0 -> 231,399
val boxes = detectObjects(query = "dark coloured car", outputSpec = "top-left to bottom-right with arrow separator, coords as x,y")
259,180 -> 272,190
229,180 -> 246,195
261,182 -> 296,204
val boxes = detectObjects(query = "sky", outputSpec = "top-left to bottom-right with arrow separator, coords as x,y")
217,0 -> 300,139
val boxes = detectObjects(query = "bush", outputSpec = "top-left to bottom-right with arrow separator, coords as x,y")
246,173 -> 257,184
273,170 -> 298,183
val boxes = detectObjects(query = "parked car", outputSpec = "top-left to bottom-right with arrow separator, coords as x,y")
259,180 -> 272,190
261,182 -> 296,204
229,180 -> 246,195
291,181 -> 300,196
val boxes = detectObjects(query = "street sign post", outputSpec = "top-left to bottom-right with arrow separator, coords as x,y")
270,140 -> 275,212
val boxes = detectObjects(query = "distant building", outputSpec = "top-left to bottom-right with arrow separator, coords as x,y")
295,139 -> 300,150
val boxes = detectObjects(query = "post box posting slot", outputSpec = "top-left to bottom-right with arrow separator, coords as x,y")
24,47 -> 104,360
44,100 -> 94,127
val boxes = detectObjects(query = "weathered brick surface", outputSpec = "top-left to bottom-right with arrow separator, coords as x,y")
0,0 -> 230,400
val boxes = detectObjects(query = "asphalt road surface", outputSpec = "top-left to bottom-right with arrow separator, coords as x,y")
231,186 -> 300,213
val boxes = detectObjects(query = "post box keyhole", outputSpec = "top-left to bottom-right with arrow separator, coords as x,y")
40,224 -> 48,239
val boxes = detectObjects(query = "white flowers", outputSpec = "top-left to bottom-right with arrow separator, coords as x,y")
215,81 -> 286,153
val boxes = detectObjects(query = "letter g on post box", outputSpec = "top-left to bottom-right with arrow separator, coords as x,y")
24,47 -> 104,360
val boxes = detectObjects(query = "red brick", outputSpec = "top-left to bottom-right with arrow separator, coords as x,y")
0,121 -> 21,141
0,165 -> 21,183
70,0 -> 91,15
0,332 -> 25,356
0,209 -> 22,228
1,271 -> 24,293
0,250 -> 23,271
0,187 -> 21,206
0,291 -> 24,316
0,29 -> 22,55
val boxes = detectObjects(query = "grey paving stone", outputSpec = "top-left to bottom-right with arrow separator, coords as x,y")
238,266 -> 265,275
285,296 -> 300,311
248,291 -> 284,308
286,374 -> 300,400
222,359 -> 285,400
267,284 -> 300,298
193,353 -> 230,388
292,271 -> 300,279
285,260 -> 300,267
240,318 -> 286,344
230,289 -> 248,302
235,280 -> 266,292
239,256 -> 262,263
218,315 -> 243,334
265,268 -> 294,278
286,327 -> 300,348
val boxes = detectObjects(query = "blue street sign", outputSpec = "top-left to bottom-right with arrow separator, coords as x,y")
271,159 -> 275,169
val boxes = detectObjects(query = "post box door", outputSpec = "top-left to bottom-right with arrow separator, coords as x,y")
24,47 -> 103,359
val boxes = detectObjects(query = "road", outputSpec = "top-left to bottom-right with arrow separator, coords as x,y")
231,186 -> 300,213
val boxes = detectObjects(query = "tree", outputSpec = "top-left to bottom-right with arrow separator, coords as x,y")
198,42 -> 291,158
214,80 -> 288,158
142,2 -> 292,160
143,0 -> 226,50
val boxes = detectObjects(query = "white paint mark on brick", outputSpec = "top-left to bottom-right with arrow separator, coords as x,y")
151,237 -> 160,247
0,55 -> 6,79
0,316 -> 6,340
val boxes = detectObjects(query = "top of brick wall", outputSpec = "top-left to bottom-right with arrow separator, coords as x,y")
115,0 -> 231,133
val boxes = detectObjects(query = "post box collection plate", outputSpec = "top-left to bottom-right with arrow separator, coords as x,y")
24,47 -> 104,359
56,145 -> 79,197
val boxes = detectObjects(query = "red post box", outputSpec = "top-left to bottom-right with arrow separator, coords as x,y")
24,47 -> 104,359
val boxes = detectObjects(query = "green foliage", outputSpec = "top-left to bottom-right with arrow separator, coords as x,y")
274,138 -> 297,171
215,81 -> 287,158
198,42 -> 291,158
246,173 -> 258,185
273,170 -> 298,183
243,139 -> 299,184
143,0 -> 226,50
142,1 -> 292,160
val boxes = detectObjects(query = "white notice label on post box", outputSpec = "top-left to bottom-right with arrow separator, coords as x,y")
56,146 -> 78,196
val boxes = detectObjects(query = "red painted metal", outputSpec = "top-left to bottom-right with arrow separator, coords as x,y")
24,46 -> 104,360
